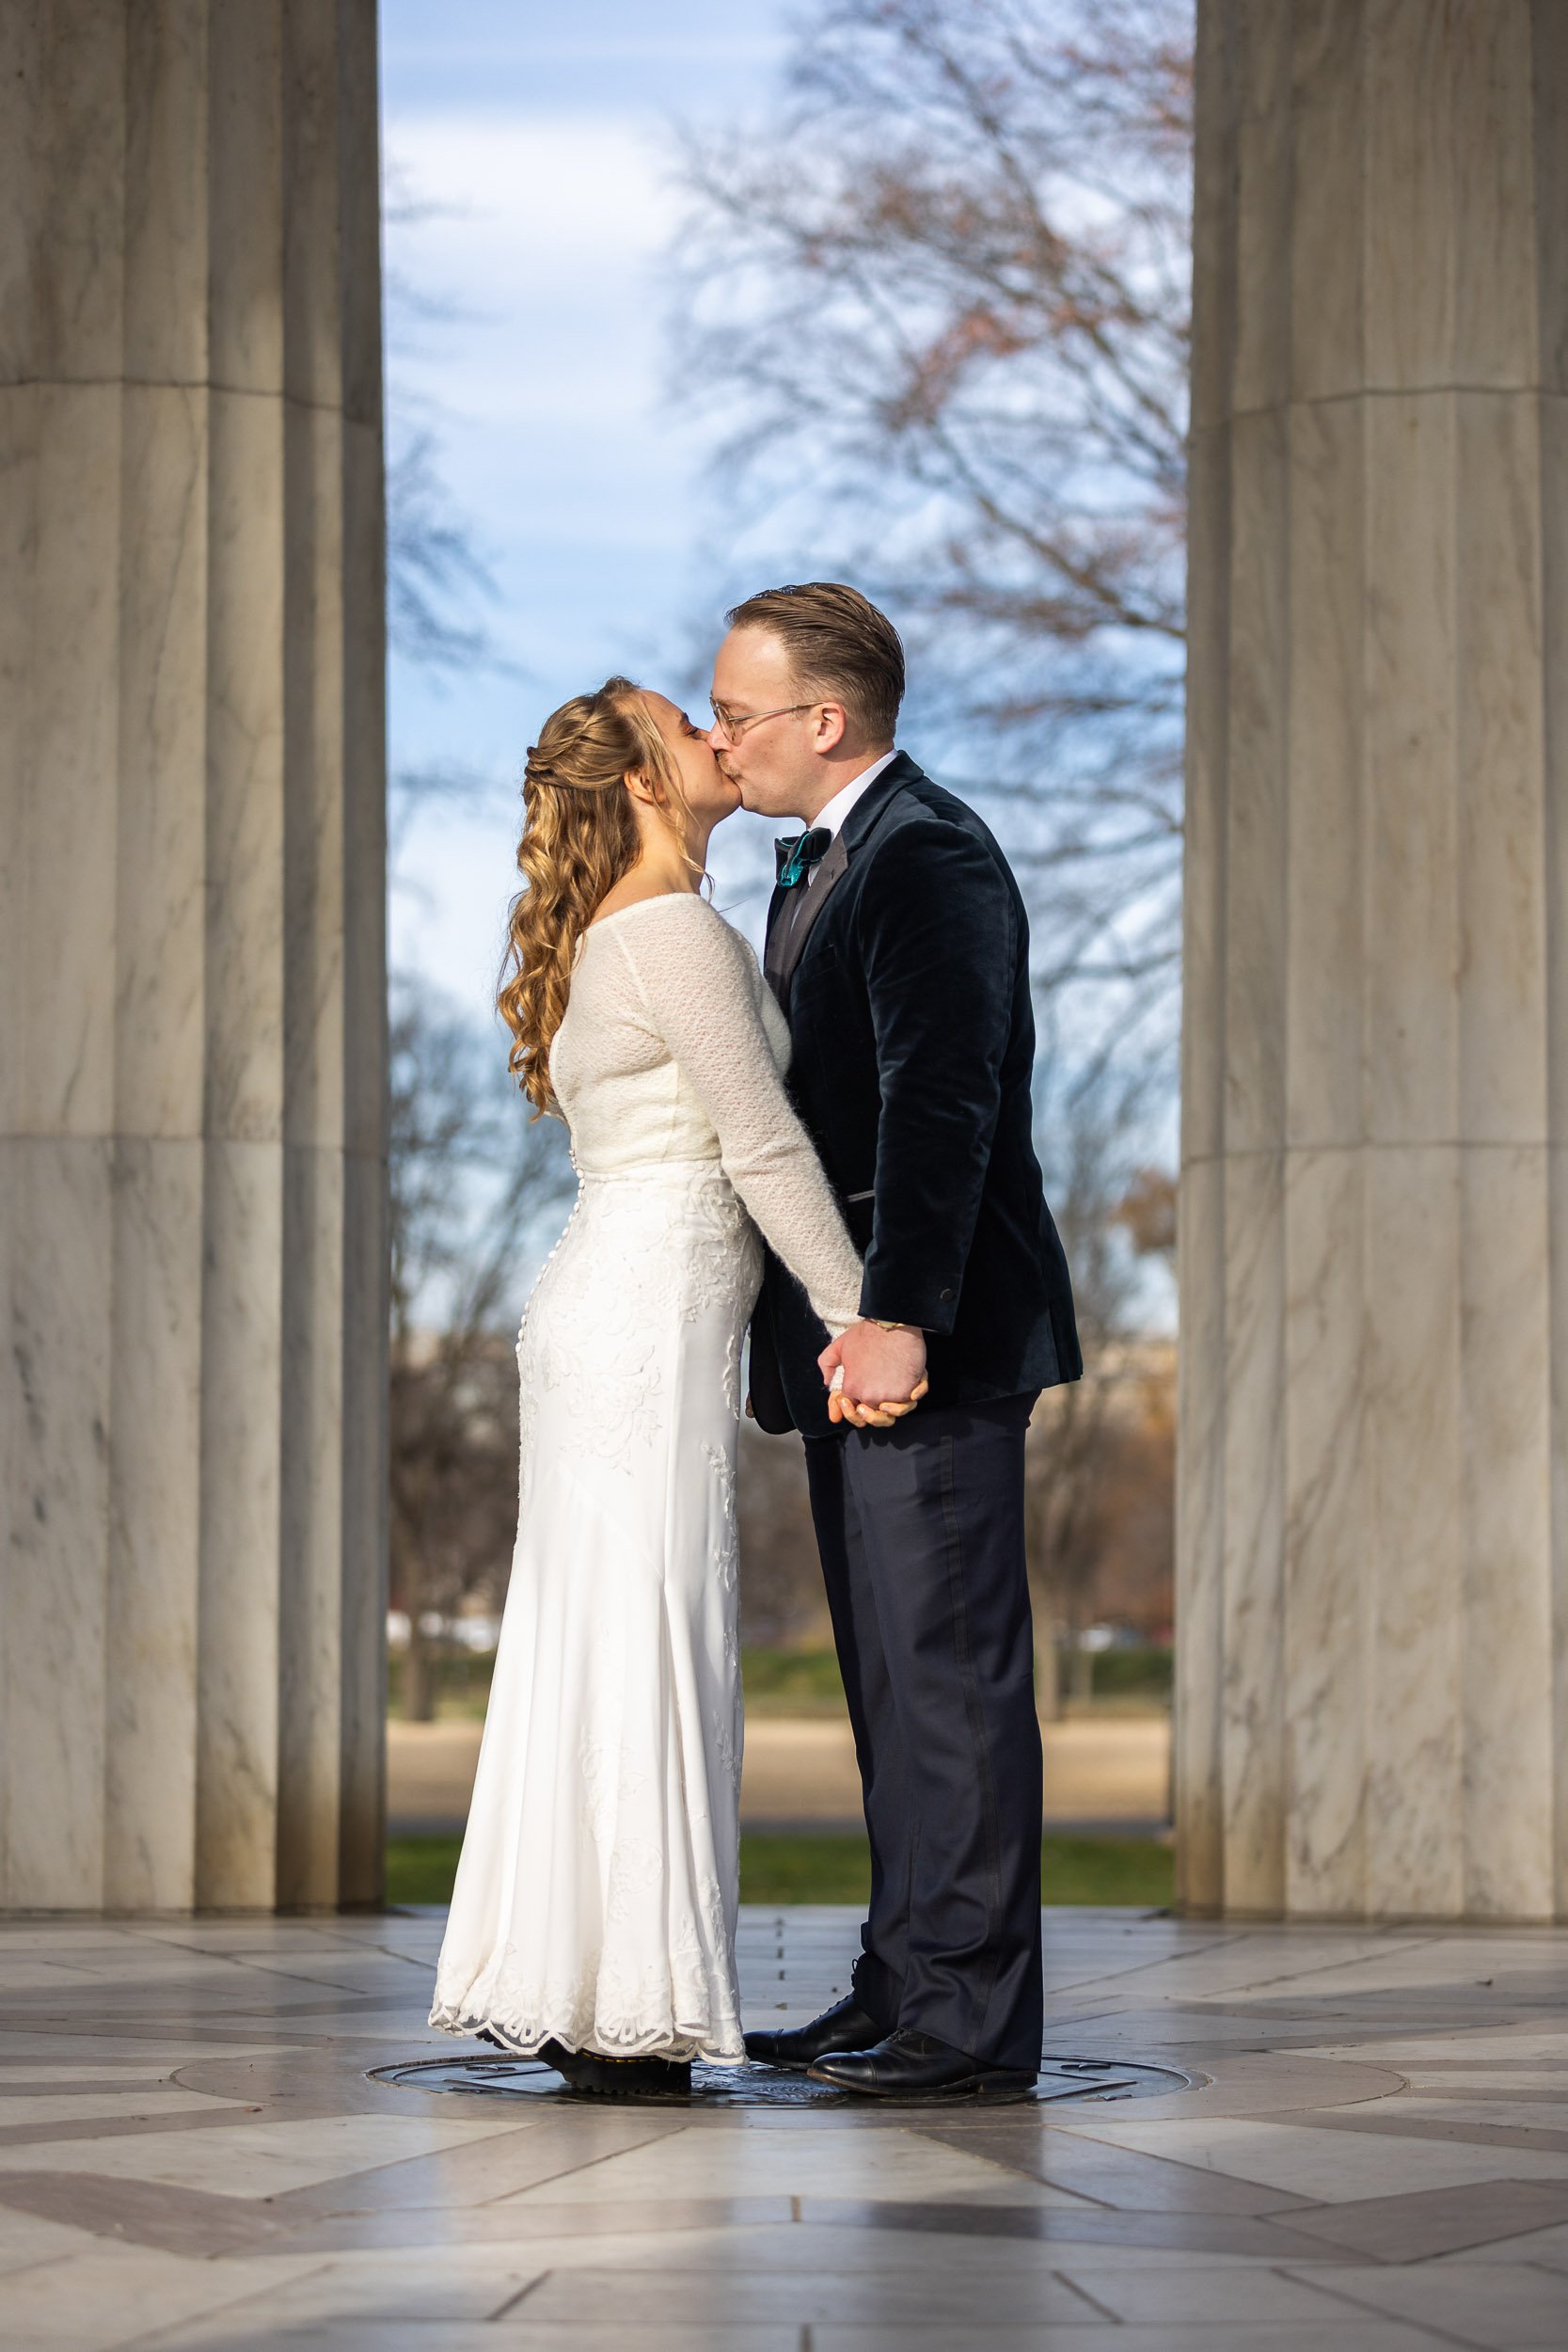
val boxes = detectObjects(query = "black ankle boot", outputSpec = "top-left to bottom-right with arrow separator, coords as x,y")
538,2037 -> 692,2099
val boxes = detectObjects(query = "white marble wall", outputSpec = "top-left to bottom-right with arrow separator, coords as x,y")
1180,0 -> 1568,1921
0,1 -> 388,1912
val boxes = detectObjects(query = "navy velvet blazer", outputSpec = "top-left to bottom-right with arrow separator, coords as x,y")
749,751 -> 1083,1438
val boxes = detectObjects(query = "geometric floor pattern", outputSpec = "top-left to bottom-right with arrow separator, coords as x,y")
8,1905 -> 1568,2347
367,2049 -> 1192,2107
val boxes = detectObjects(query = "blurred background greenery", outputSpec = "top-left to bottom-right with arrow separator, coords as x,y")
388,1829 -> 1173,1911
387,1641 -> 1174,1910
388,1641 -> 1174,1724
380,0 -> 1186,1917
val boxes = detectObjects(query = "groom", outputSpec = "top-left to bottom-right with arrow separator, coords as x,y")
710,583 -> 1081,2102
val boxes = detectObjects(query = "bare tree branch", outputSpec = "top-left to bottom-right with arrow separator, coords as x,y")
386,427 -> 503,675
672,0 -> 1194,1057
383,155 -> 517,757
388,977 -> 576,1719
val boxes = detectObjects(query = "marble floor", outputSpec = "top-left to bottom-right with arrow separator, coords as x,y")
7,1910 -> 1568,2348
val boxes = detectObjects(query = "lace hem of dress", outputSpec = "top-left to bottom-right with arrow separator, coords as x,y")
425,1994 -> 745,2065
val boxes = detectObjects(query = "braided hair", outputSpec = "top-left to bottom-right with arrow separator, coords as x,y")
498,677 -> 692,1114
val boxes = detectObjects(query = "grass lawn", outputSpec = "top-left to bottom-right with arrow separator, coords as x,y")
389,1645 -> 1174,1723
386,1830 -> 1173,1911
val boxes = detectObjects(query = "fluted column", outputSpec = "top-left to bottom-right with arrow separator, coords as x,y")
0,0 -> 388,1913
1179,0 -> 1568,1921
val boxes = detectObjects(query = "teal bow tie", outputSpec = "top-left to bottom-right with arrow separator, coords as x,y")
776,827 -> 831,888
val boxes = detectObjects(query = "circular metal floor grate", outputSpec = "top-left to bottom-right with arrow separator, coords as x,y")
369,2051 -> 1189,2108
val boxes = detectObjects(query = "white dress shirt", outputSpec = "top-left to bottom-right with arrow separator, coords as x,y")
810,749 -> 900,844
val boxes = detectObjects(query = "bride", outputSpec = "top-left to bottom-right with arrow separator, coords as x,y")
428,676 -> 913,2094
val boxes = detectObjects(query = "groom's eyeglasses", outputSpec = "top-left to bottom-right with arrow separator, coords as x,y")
708,700 -> 816,744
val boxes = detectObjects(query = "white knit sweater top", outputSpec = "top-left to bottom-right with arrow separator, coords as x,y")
547,892 -> 863,1336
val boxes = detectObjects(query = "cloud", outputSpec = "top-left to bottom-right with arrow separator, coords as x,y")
379,24 -> 790,1013
391,112 -> 681,274
378,0 -> 788,118
385,108 -> 714,580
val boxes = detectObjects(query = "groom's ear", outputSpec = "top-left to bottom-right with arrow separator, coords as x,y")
812,703 -> 848,755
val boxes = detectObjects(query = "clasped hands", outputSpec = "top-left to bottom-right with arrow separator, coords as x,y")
817,1319 -> 929,1429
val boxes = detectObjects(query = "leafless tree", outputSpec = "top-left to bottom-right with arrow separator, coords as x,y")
1025,1059 -> 1174,1708
387,425 -> 500,682
677,1 -> 1192,1696
1114,1160 -> 1177,1275
379,167 -> 558,1722
736,1061 -> 1178,1688
673,0 -> 1193,1058
388,979 -> 575,1719
383,158 -> 515,849
736,1416 -> 832,1649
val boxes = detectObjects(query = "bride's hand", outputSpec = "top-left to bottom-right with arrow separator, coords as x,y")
820,1322 -> 928,1426
827,1365 -> 930,1429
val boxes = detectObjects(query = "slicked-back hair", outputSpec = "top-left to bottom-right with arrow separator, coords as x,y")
725,581 -> 904,743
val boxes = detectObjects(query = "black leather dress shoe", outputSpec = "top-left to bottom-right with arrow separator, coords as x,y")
744,1994 -> 886,2071
808,2027 -> 1037,2102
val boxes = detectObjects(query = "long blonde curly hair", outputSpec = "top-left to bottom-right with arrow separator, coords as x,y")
498,676 -> 696,1115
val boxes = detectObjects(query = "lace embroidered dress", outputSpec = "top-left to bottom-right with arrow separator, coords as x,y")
428,893 -> 862,2060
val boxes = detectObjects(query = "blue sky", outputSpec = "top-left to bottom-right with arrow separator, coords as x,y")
376,5 -> 1179,1334
380,1 -> 795,1015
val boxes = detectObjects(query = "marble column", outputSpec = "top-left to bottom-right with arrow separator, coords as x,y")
1179,0 -> 1568,1921
0,1 -> 388,1912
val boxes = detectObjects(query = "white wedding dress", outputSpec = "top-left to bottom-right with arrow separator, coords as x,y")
428,893 -> 862,2061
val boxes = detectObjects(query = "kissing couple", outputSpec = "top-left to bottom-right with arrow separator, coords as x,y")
429,581 -> 1081,2103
